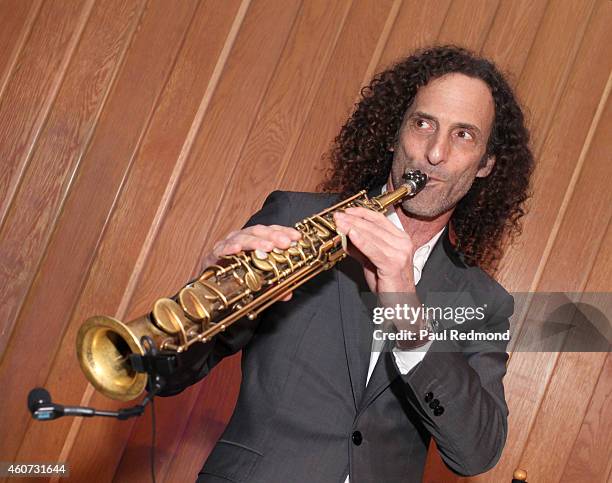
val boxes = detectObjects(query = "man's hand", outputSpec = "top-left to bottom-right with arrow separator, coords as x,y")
333,206 -> 417,294
333,207 -> 430,345
201,224 -> 302,301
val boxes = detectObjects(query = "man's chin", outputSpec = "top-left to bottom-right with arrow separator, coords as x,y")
400,200 -> 452,221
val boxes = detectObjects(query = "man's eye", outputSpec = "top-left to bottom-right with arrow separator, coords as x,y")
414,119 -> 430,129
456,130 -> 474,141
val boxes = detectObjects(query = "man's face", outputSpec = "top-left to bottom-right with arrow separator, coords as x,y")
390,73 -> 496,218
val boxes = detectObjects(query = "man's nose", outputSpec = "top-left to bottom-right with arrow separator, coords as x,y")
425,133 -> 448,165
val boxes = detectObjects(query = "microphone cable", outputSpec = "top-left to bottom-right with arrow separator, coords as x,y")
150,397 -> 156,483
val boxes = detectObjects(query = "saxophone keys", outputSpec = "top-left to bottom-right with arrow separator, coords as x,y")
152,298 -> 189,345
178,285 -> 213,323
198,265 -> 223,281
270,249 -> 289,264
244,270 -> 263,291
287,243 -> 301,256
251,250 -> 274,271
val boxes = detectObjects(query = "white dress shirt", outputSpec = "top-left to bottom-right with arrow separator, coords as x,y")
344,186 -> 444,483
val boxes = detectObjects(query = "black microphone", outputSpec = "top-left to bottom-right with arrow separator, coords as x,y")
27,384 -> 165,421
28,387 -> 96,420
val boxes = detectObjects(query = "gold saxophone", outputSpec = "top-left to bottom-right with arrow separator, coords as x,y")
77,170 -> 427,401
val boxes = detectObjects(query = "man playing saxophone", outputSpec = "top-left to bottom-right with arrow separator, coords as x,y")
158,46 -> 534,482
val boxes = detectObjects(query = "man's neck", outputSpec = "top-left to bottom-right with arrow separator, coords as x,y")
386,179 -> 453,248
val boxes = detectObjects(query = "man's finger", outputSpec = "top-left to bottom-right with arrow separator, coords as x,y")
268,225 -> 302,239
345,227 -> 393,267
218,234 -> 275,254
343,206 -> 402,237
244,224 -> 301,243
335,212 -> 403,251
334,212 -> 402,245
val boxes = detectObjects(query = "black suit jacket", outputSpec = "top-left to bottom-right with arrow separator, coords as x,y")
160,191 -> 513,483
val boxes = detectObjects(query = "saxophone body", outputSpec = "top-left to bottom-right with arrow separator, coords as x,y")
77,171 -> 427,401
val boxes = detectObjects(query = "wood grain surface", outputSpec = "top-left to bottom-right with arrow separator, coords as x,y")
0,1 -> 610,482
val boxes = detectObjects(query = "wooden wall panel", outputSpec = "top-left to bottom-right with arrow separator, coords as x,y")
560,353 -> 612,482
560,221 -> 612,482
0,1 -> 610,482
0,0 -> 42,100
199,0 -> 352,263
485,88 -> 612,482
483,3 -> 612,480
0,0 -> 142,383
0,0 -> 94,355
280,0 -> 397,192
481,0 -> 548,76
0,0 -> 93,222
497,0 -> 608,294
377,0 -> 450,68
0,0 -> 146,461
519,0 -> 596,153
4,0 -> 199,468
437,0 -> 499,50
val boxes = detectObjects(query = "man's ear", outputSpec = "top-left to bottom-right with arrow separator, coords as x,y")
476,155 -> 496,178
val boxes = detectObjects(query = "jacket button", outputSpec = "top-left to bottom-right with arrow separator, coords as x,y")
433,406 -> 445,416
429,399 -> 440,409
352,431 -> 363,446
424,392 -> 433,403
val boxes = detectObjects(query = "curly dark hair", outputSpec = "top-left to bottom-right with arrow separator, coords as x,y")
320,45 -> 533,274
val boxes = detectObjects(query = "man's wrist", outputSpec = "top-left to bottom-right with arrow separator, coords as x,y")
394,317 -> 433,350
376,284 -> 429,350
377,271 -> 416,294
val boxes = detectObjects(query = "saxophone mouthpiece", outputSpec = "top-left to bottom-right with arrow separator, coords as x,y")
402,169 -> 428,196
374,169 -> 428,211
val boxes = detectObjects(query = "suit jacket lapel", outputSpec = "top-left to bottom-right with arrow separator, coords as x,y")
337,257 -> 372,411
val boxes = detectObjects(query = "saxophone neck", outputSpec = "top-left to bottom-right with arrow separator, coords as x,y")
371,184 -> 412,211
